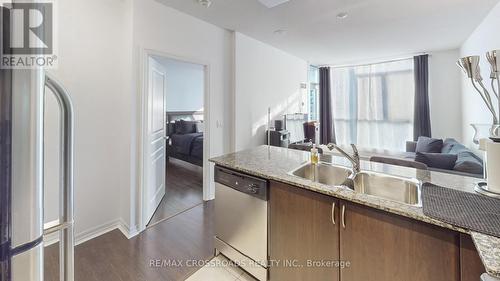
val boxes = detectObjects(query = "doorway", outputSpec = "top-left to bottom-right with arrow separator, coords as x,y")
141,52 -> 209,228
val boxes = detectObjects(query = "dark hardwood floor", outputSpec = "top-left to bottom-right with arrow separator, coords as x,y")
44,201 -> 214,281
148,158 -> 204,226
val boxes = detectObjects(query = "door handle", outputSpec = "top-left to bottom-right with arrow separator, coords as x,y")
44,74 -> 75,281
341,204 -> 346,229
331,202 -> 336,225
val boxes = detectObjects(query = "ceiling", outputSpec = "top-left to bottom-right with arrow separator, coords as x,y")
156,0 -> 499,65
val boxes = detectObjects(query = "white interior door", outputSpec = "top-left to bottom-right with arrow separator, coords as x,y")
145,57 -> 167,224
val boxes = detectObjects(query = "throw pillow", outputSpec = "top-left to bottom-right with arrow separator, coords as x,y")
441,138 -> 459,154
415,152 -> 457,170
416,136 -> 443,153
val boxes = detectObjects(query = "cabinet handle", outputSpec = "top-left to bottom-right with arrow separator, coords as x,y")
331,202 -> 336,225
341,204 -> 346,229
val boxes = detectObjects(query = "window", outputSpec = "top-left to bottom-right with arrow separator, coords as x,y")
308,65 -> 319,121
331,59 -> 414,151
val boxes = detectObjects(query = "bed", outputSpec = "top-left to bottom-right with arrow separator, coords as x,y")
166,111 -> 204,167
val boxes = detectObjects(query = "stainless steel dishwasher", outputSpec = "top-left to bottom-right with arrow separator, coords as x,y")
214,166 -> 268,281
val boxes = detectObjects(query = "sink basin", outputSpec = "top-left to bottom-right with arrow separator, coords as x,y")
289,163 -> 352,186
349,171 -> 421,206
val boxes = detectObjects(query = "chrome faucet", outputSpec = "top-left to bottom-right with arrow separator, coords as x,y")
326,143 -> 361,173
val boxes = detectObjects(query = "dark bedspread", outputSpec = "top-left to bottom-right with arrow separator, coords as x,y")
171,132 -> 203,158
191,135 -> 204,159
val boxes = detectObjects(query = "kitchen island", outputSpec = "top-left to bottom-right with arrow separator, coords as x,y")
210,145 -> 500,280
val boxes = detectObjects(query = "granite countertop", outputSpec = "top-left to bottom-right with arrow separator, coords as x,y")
209,145 -> 500,278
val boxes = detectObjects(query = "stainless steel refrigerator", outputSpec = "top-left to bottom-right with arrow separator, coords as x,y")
0,3 -> 75,281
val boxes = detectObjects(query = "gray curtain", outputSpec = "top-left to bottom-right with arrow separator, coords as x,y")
319,67 -> 336,144
413,55 -> 431,141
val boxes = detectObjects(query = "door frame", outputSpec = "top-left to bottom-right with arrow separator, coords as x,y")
138,48 -> 212,232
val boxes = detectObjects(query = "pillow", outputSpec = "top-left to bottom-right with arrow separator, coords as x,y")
441,138 -> 459,154
415,152 -> 457,170
175,120 -> 197,134
416,136 -> 443,153
448,142 -> 468,155
195,121 -> 204,133
167,122 -> 176,135
454,151 -> 484,174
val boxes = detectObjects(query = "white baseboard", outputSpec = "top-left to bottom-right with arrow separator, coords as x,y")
117,218 -> 140,239
43,218 -> 140,247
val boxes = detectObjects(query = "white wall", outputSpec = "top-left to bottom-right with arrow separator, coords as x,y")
154,57 -> 204,112
126,0 -> 234,231
234,32 -> 308,150
428,49 -> 463,141
460,1 -> 500,147
44,0 -> 133,242
45,0 -> 236,241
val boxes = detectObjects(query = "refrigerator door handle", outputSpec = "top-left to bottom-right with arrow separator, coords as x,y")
43,74 -> 75,281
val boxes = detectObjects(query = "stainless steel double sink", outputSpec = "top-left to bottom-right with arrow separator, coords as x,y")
289,162 -> 421,207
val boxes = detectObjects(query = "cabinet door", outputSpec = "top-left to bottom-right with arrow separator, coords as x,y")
460,234 -> 486,281
269,181 -> 340,281
340,201 -> 460,281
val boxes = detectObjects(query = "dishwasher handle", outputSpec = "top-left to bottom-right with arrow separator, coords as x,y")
215,166 -> 268,201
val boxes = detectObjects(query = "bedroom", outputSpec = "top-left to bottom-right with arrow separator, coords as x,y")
145,55 -> 206,227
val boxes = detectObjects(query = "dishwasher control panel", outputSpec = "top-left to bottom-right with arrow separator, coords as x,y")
214,166 -> 268,200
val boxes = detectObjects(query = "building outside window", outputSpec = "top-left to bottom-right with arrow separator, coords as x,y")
308,65 -> 319,121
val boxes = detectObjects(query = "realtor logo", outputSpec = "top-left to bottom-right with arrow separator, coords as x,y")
1,0 -> 57,69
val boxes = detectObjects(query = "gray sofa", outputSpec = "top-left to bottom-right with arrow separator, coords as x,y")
371,137 -> 484,178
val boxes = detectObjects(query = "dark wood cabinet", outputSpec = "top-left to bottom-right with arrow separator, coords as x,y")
269,181 -> 482,281
339,201 -> 460,281
269,181 -> 340,281
460,234 -> 486,281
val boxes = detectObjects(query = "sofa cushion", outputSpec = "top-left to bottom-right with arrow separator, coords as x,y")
454,151 -> 484,175
416,136 -> 443,153
406,141 -> 417,152
370,156 -> 428,170
402,152 -> 416,159
415,152 -> 457,170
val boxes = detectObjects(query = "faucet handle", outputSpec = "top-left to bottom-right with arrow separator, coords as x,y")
350,144 -> 361,173
326,143 -> 336,151
350,144 -> 359,156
